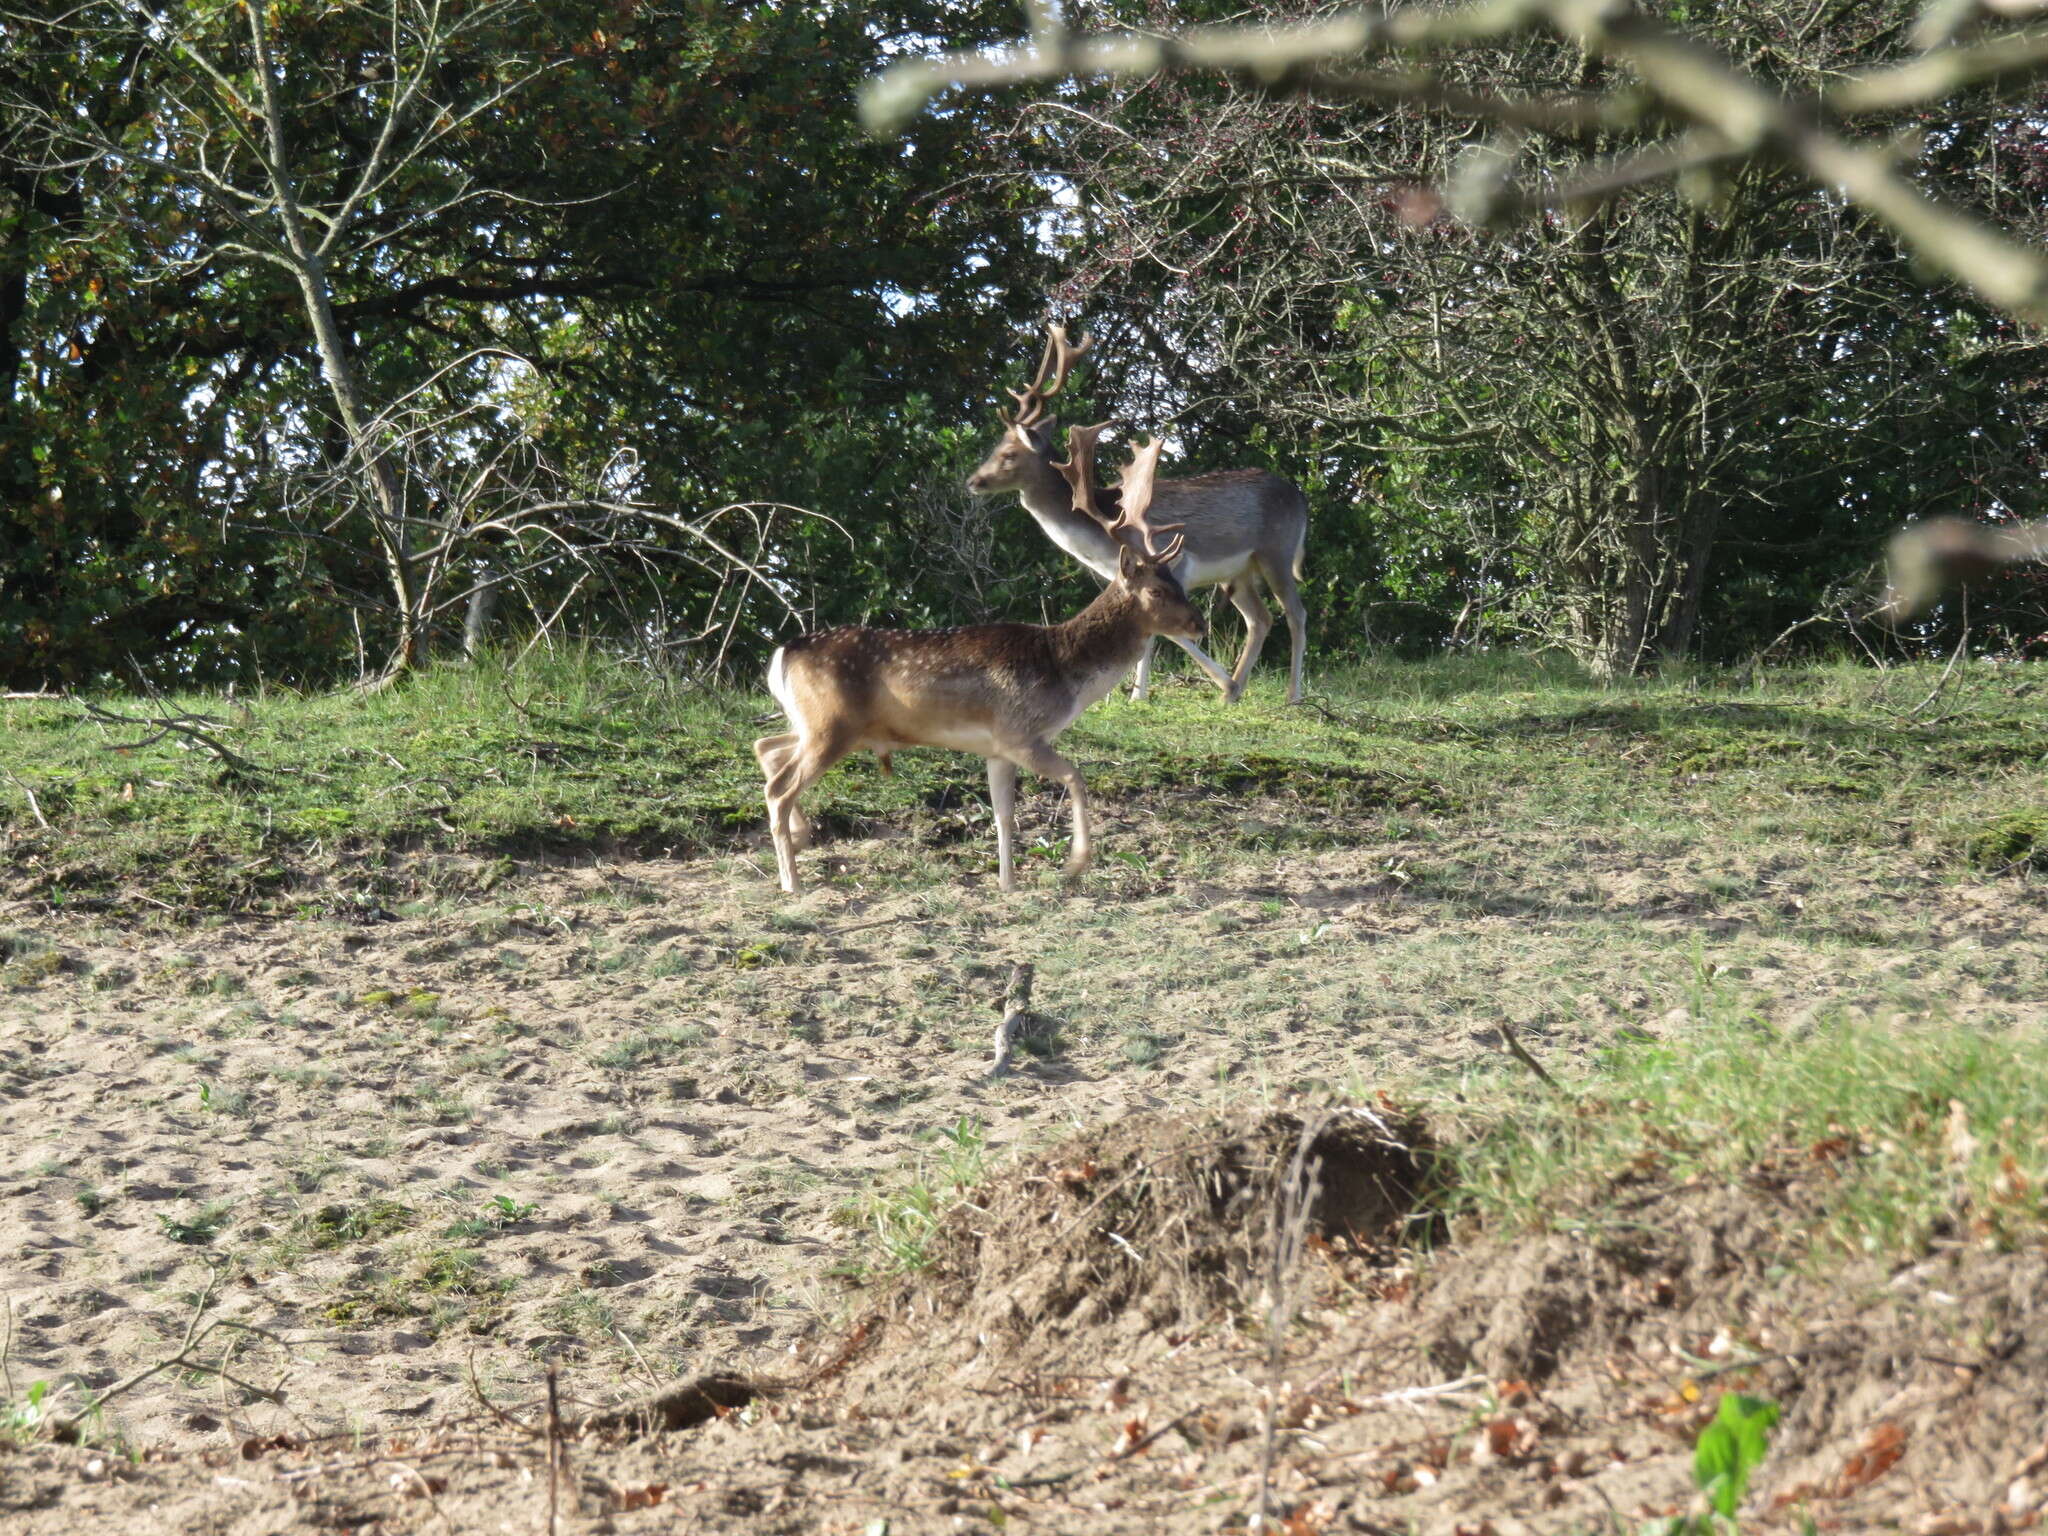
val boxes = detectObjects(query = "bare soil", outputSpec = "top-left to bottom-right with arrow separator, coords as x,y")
3,814 -> 2046,1533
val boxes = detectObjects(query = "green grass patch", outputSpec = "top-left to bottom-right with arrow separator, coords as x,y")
1435,982 -> 2048,1259
1966,808 -> 2048,873
837,1115 -> 989,1277
591,1024 -> 705,1072
4,647 -> 2045,912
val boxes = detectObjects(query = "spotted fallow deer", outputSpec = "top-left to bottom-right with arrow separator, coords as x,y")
966,324 -> 1311,704
756,435 -> 1204,895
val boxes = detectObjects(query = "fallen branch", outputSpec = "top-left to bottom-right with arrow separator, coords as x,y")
1,769 -> 50,829
51,1276 -> 292,1442
1497,1019 -> 1558,1088
76,700 -> 269,778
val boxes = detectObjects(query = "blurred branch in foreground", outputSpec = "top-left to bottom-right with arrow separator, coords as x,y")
863,0 -> 2048,325
1880,517 -> 2048,622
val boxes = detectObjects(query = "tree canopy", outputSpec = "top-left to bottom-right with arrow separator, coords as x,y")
4,0 -> 2045,690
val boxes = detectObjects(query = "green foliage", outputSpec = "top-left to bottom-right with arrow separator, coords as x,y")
158,1201 -> 233,1246
302,1199 -> 417,1251
842,1115 -> 988,1276
1695,1393 -> 1782,1520
1967,809 -> 2048,873
3,0 -> 1046,688
1,1380 -> 54,1440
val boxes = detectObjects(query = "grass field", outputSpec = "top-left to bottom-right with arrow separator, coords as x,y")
3,647 -> 2046,1531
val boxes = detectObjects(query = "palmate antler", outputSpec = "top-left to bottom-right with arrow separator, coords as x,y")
999,323 -> 1092,431
1056,425 -> 1183,564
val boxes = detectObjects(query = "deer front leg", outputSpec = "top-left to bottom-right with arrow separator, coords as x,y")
987,757 -> 1019,893
1163,633 -> 1240,703
1015,741 -> 1091,881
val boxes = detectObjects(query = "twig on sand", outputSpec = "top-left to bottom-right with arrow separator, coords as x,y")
51,1273 -> 293,1441
1497,1019 -> 1558,1089
464,1352 -> 537,1436
1,769 -> 49,829
1353,1373 -> 1488,1409
546,1365 -> 564,1536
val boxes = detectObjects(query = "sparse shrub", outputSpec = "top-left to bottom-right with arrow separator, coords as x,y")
301,1198 -> 415,1249
593,1025 -> 703,1071
1967,809 -> 2048,873
159,1202 -> 233,1245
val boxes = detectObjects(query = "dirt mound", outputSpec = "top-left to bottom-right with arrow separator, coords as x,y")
841,1104 -> 1433,1399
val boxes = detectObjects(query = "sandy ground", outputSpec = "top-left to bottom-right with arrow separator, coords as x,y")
2,809 -> 2046,1530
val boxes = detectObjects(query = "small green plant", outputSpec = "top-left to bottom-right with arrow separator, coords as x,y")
1694,1392 -> 1781,1520
1,1380 -> 53,1438
728,938 -> 785,970
1120,1028 -> 1166,1068
159,1201 -> 233,1245
1967,809 -> 2048,873
195,1080 -> 253,1116
592,1025 -> 702,1071
443,1193 -> 537,1239
301,1198 -> 415,1249
1642,1392 -> 1782,1534
841,1116 -> 988,1276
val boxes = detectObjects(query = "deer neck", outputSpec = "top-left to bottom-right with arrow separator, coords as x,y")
1015,450 -> 1121,579
1050,585 -> 1152,699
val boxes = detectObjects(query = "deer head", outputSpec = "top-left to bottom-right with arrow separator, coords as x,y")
966,323 -> 1092,495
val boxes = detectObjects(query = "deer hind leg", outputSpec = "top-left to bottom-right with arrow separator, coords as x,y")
1224,574 -> 1276,694
987,757 -> 1019,893
761,729 -> 853,895
1013,740 -> 1091,880
753,734 -> 813,850
1257,547 -> 1309,705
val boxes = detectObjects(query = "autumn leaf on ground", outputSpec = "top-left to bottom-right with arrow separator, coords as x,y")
1835,1421 -> 1908,1494
611,1482 -> 668,1510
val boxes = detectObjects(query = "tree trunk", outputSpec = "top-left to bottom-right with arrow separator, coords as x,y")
247,5 -> 424,684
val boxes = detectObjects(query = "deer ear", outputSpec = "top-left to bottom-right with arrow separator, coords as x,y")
1117,544 -> 1140,581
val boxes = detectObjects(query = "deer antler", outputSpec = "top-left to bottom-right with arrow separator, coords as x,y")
1054,420 -> 1112,524
999,322 -> 1092,430
1106,437 -> 1184,565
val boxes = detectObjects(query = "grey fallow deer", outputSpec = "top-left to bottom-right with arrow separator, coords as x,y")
756,434 -> 1204,895
966,323 -> 1311,704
